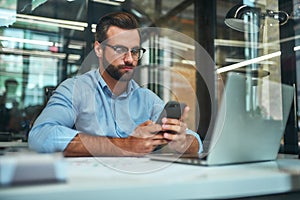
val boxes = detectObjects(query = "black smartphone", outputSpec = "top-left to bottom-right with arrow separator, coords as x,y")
156,101 -> 187,125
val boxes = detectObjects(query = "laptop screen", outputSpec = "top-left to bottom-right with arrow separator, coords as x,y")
202,72 -> 294,165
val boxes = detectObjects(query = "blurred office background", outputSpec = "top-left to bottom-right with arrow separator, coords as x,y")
0,0 -> 299,154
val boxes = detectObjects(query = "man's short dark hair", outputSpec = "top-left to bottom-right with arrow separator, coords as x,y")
5,79 -> 18,88
95,12 -> 140,43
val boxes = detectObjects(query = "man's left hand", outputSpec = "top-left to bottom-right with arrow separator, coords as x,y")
160,106 -> 193,153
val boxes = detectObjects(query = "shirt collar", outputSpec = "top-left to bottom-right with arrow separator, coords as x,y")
96,69 -> 139,97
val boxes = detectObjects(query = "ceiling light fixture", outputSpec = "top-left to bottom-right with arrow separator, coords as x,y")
16,14 -> 88,31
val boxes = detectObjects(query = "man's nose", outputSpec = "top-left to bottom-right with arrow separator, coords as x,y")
123,51 -> 134,62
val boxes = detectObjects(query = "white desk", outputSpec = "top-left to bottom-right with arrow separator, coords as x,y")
1,156 -> 300,200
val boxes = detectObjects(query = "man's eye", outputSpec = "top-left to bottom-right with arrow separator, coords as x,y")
131,49 -> 139,55
115,47 -> 127,54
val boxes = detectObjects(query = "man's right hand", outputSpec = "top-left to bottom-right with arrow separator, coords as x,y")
110,120 -> 169,156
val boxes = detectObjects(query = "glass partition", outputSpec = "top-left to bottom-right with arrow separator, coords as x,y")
0,0 -> 299,154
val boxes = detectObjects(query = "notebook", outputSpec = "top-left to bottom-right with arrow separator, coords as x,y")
149,72 -> 294,166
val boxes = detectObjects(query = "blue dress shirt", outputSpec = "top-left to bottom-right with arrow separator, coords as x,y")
28,69 -> 202,153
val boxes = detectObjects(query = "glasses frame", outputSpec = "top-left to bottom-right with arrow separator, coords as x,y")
102,43 -> 146,60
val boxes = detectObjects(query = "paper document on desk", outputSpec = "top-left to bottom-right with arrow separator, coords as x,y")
0,151 -> 66,186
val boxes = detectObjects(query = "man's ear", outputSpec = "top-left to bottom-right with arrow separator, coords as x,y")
94,41 -> 102,58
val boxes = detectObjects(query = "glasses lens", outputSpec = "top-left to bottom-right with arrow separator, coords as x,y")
106,44 -> 145,60
132,48 -> 145,60
130,48 -> 140,59
114,46 -> 128,54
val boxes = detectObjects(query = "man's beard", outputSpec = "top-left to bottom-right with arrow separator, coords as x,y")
102,57 -> 135,81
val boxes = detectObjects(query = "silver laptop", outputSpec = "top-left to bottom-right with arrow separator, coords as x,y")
149,72 -> 294,166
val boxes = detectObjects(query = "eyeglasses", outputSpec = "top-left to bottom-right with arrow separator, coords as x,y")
103,44 -> 146,60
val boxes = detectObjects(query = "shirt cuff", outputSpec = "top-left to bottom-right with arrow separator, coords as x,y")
186,129 -> 203,154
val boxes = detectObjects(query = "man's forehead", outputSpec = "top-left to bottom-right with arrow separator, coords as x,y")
106,26 -> 140,45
